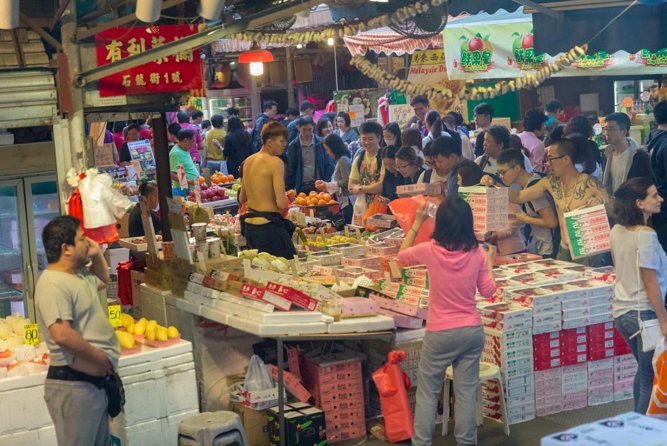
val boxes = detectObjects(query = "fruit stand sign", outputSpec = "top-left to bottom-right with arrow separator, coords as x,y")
108,305 -> 122,328
24,324 -> 39,346
95,24 -> 203,97
564,205 -> 611,260
127,139 -> 156,171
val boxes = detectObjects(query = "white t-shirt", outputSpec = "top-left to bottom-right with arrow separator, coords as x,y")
610,147 -> 632,193
611,226 -> 667,318
417,169 -> 450,184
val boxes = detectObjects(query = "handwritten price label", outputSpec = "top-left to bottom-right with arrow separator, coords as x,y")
108,305 -> 122,328
24,324 -> 39,345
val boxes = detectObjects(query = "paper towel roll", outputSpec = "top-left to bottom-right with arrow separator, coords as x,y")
0,0 -> 19,30
136,0 -> 161,23
199,0 -> 225,20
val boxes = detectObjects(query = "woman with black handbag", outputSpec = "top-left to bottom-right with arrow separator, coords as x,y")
611,177 -> 667,414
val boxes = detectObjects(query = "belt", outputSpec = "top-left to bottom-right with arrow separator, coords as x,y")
47,365 -> 106,389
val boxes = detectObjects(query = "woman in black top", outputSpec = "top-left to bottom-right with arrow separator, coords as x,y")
128,181 -> 161,237
224,117 -> 253,177
381,145 -> 399,201
395,146 -> 425,186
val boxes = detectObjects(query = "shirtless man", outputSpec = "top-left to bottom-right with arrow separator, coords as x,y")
239,121 -> 297,258
487,138 -> 610,266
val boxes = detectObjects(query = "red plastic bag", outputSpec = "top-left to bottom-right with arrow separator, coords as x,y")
389,195 -> 438,246
116,260 -> 133,306
372,351 -> 414,442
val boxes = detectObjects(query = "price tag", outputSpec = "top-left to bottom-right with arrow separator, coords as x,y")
108,305 -> 122,328
24,324 -> 39,345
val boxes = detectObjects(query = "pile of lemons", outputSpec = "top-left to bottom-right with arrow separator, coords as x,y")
116,314 -> 180,350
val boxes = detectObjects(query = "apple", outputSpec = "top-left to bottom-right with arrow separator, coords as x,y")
201,198 -> 209,203
189,190 -> 196,197
469,37 -> 484,52
521,33 -> 533,49
201,184 -> 208,190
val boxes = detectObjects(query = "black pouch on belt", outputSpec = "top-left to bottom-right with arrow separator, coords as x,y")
47,366 -> 126,417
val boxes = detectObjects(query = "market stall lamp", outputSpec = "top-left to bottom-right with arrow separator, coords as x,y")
249,62 -> 264,76
327,37 -> 335,47
0,0 -> 19,30
238,41 -> 275,64
198,0 -> 226,20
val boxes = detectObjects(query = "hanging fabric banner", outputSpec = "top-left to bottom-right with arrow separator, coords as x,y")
95,24 -> 204,97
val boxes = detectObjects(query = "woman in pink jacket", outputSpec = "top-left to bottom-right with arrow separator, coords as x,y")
399,197 -> 496,446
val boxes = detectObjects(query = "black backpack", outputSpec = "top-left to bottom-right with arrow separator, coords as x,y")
522,176 -> 560,258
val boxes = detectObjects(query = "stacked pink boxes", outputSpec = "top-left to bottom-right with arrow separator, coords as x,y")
458,186 -> 509,235
479,302 -> 535,424
587,358 -> 614,406
301,355 -> 366,442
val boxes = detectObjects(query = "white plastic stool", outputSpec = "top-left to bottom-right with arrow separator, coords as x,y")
178,411 -> 248,446
441,362 -> 510,438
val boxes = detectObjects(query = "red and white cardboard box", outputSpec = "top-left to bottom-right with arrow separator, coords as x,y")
341,255 -> 380,269
365,243 -> 400,257
377,308 -> 424,329
270,365 -> 311,403
266,282 -> 318,311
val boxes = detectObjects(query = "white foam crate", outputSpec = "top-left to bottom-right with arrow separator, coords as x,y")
0,425 -> 56,446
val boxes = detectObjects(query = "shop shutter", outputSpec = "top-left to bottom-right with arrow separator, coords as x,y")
0,70 -> 58,129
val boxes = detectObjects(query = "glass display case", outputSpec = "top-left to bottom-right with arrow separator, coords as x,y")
208,89 -> 253,123
0,175 -> 60,320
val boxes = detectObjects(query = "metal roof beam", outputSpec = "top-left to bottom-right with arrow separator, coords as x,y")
75,0 -> 321,87
522,0 -> 634,13
512,0 -> 563,18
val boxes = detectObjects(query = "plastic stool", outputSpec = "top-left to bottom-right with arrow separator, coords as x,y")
178,411 -> 248,446
441,362 -> 510,438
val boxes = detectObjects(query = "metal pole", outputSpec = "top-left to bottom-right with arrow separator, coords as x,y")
333,38 -> 339,92
286,47 -> 295,108
60,0 -> 88,171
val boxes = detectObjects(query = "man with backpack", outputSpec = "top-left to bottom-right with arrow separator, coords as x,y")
495,148 -> 559,258
649,100 -> 667,253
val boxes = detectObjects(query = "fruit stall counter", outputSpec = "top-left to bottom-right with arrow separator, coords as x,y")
198,197 -> 238,214
0,340 -> 199,446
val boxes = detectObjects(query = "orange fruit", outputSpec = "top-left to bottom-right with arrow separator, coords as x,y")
295,197 -> 307,206
286,189 -> 296,199
308,198 -> 319,206
298,192 -> 307,199
317,199 -> 326,206
309,191 -> 317,197
198,177 -> 205,184
322,193 -> 331,202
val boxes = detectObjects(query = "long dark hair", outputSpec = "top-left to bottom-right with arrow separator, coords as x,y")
614,177 -> 655,226
432,196 -> 478,252
227,117 -> 250,144
565,133 -> 597,175
426,110 -> 443,137
323,133 -> 350,160
402,128 -> 423,150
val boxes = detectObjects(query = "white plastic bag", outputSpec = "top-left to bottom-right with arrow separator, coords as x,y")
244,355 -> 273,391
352,193 -> 367,227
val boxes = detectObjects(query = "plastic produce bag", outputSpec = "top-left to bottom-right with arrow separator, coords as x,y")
364,195 -> 389,231
352,193 -> 368,227
244,354 -> 273,391
371,351 -> 414,442
648,337 -> 667,418
389,195 -> 439,246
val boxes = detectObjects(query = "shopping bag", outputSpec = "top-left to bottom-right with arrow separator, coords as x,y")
389,195 -> 438,246
244,355 -> 274,391
647,337 -> 667,418
372,351 -> 414,442
352,193 -> 367,227
364,195 -> 389,231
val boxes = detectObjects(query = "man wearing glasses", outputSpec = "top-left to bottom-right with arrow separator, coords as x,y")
485,138 -> 610,266
601,112 -> 651,195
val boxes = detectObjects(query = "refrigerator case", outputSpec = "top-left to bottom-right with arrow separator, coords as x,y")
0,175 -> 60,321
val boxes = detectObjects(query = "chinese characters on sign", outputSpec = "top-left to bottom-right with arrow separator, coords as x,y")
95,25 -> 203,97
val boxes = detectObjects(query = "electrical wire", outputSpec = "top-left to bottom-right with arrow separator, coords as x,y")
585,0 -> 638,47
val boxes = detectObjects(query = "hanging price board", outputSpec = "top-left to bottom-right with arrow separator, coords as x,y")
108,305 -> 122,328
24,324 -> 40,346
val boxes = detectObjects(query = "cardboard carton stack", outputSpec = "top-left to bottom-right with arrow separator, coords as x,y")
587,358 -> 614,406
301,354 -> 366,442
532,331 -> 563,416
458,186 -> 509,235
479,302 -> 535,424
267,403 -> 326,446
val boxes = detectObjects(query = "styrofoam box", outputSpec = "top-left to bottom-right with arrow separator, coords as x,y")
110,417 -> 163,446
140,283 -> 171,326
0,373 -> 52,435
0,425 -> 56,446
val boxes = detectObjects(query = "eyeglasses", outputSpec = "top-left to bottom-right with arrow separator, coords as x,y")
547,155 -> 566,162
395,162 -> 411,170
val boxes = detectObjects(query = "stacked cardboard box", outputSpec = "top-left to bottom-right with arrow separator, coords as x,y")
534,368 -> 562,416
267,402 -> 326,446
561,363 -> 588,411
301,355 -> 366,442
479,303 -> 535,425
458,186 -> 509,234
614,354 -> 638,402
587,358 -> 614,406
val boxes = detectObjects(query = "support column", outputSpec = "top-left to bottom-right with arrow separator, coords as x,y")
286,47 -> 295,108
250,76 -> 260,122
60,1 -> 88,172
152,114 -> 173,241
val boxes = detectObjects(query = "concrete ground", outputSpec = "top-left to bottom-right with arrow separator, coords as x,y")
364,400 -> 633,446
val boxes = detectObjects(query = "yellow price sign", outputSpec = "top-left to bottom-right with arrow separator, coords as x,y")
24,323 -> 39,346
108,305 -> 122,328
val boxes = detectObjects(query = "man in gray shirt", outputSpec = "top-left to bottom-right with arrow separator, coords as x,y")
285,116 -> 334,194
36,215 -> 119,446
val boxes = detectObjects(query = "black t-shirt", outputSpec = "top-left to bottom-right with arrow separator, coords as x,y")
382,171 -> 399,200
128,204 -> 161,237
475,132 -> 485,157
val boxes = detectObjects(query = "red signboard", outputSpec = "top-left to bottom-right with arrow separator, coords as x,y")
95,25 -> 203,97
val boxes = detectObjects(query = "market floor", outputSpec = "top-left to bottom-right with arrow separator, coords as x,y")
364,400 -> 633,446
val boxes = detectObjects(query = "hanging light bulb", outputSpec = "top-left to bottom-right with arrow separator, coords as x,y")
0,0 -> 19,30
249,62 -> 264,77
327,37 -> 335,47
136,0 -> 161,23
296,44 -> 303,49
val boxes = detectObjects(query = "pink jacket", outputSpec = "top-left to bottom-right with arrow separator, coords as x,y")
398,240 -> 496,332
